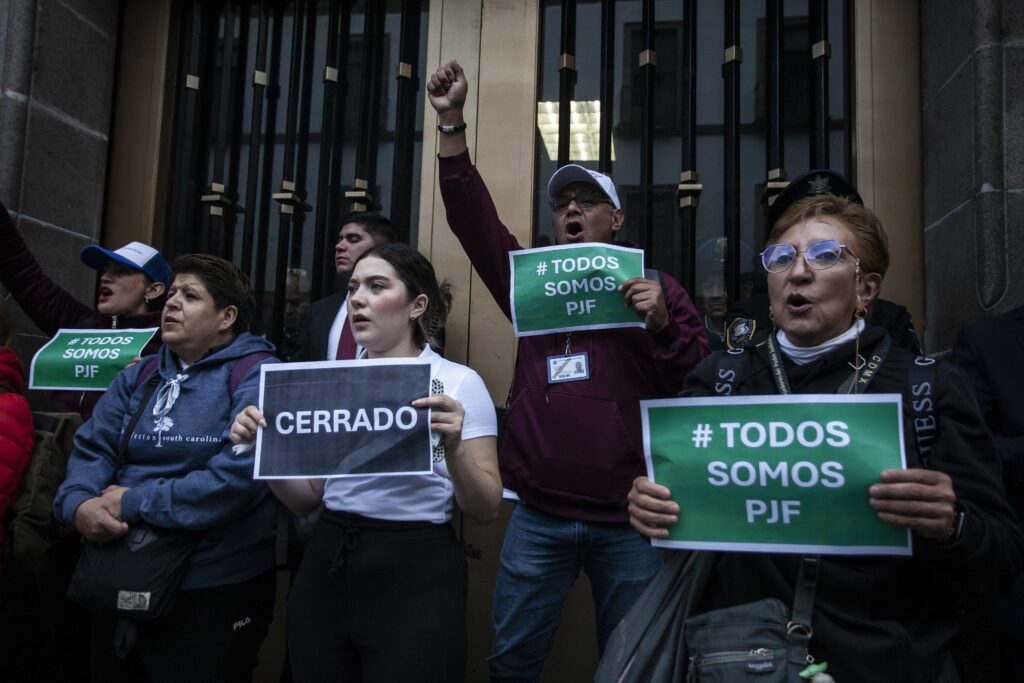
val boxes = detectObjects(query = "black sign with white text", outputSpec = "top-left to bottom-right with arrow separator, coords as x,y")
254,359 -> 432,478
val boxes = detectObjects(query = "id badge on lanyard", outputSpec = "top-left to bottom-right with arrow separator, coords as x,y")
547,333 -> 590,383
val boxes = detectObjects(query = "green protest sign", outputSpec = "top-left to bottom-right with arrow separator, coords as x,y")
29,328 -> 159,391
509,243 -> 645,336
642,394 -> 910,556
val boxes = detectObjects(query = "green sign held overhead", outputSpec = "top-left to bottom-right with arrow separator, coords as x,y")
509,243 -> 645,337
641,394 -> 910,556
30,328 -> 159,391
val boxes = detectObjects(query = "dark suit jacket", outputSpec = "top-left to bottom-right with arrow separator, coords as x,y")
295,292 -> 348,362
952,305 -> 1024,639
951,305 -> 1024,515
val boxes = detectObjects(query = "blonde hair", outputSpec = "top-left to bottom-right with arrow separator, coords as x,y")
770,194 -> 890,277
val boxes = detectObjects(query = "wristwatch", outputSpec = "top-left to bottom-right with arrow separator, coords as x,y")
437,122 -> 467,134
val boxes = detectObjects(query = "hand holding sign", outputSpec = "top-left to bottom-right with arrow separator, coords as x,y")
627,476 -> 679,538
231,405 -> 267,446
620,277 -> 669,332
869,468 -> 957,541
411,393 -> 465,456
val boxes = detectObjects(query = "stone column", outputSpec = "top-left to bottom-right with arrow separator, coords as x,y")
921,0 -> 1024,352
0,0 -> 121,396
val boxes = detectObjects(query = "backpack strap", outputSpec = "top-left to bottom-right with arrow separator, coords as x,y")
229,352 -> 273,396
710,348 -> 750,397
119,372 -> 161,465
134,357 -> 160,390
121,351 -> 271,463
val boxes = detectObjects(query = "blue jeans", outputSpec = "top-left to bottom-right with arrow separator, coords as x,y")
488,503 -> 663,682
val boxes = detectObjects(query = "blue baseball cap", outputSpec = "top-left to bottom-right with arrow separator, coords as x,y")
80,241 -> 171,286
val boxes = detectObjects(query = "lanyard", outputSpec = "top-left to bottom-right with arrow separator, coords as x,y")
765,333 -> 892,396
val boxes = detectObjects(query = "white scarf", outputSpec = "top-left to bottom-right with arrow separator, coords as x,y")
776,319 -> 865,365
153,371 -> 190,417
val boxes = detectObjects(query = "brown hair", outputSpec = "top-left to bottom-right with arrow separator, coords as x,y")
354,243 -> 452,350
770,194 -> 890,277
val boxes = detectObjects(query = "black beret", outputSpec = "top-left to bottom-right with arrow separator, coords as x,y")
766,169 -> 863,228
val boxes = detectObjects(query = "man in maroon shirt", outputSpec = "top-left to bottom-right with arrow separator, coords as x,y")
428,59 -> 708,680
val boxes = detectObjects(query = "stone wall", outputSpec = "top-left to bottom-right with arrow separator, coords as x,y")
921,0 -> 1024,353
0,0 -> 120,405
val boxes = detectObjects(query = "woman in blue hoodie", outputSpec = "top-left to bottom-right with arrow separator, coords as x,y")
54,254 -> 279,682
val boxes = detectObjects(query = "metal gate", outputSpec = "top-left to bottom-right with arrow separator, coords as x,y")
534,0 -> 851,343
163,0 -> 428,348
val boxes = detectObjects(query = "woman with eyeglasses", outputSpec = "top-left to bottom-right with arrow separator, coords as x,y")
626,194 -> 1023,681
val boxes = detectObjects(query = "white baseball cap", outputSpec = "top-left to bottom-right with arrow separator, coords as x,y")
547,164 -> 621,210
80,241 -> 172,285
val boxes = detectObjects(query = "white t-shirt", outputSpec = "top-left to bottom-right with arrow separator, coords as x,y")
322,345 -> 497,523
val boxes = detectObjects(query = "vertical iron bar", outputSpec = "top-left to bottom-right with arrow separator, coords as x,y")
241,0 -> 269,277
762,0 -> 784,248
842,0 -> 853,180
289,0 -> 318,268
557,0 -> 576,167
390,0 -> 423,241
325,1 -> 353,295
639,0 -> 655,259
678,0 -> 697,295
253,1 -> 285,335
365,1 -> 386,204
223,0 -> 252,260
312,0 -> 343,301
723,0 -> 741,303
205,0 -> 234,256
809,0 -> 829,168
270,0 -> 308,349
598,0 -> 614,174
351,1 -> 385,211
166,0 -> 201,259
766,0 -> 783,175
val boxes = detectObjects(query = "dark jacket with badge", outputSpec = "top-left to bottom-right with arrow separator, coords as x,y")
0,201 -> 162,420
439,150 -> 709,522
725,292 -> 921,354
683,326 -> 1023,681
54,332 -> 279,590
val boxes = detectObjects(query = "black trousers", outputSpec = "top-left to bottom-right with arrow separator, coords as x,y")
287,510 -> 468,683
90,569 -> 276,683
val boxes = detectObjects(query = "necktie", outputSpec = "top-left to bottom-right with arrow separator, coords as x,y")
335,317 -> 356,360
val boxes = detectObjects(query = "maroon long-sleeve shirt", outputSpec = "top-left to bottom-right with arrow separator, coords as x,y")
439,151 -> 708,522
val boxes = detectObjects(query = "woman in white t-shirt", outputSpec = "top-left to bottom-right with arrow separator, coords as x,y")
231,243 -> 501,682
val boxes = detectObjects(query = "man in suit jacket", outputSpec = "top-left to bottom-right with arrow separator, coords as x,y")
952,304 -> 1024,677
295,212 -> 398,361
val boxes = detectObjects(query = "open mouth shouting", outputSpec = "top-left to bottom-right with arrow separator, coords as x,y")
564,220 -> 585,243
785,293 -> 813,314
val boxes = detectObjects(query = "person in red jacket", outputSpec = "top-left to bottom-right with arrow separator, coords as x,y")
0,298 -> 33,557
0,199 -> 170,421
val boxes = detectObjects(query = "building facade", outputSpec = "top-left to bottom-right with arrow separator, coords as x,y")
1,0 -> 1021,680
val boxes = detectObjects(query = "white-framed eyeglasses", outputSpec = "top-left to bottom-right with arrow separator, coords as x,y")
760,239 -> 856,273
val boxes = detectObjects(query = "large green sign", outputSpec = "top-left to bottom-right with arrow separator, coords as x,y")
29,328 -> 159,391
509,243 -> 645,337
642,394 -> 910,556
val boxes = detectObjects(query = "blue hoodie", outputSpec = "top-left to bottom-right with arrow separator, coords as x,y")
55,332 -> 279,590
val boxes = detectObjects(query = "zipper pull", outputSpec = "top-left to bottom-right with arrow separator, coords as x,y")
112,314 -> 118,329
